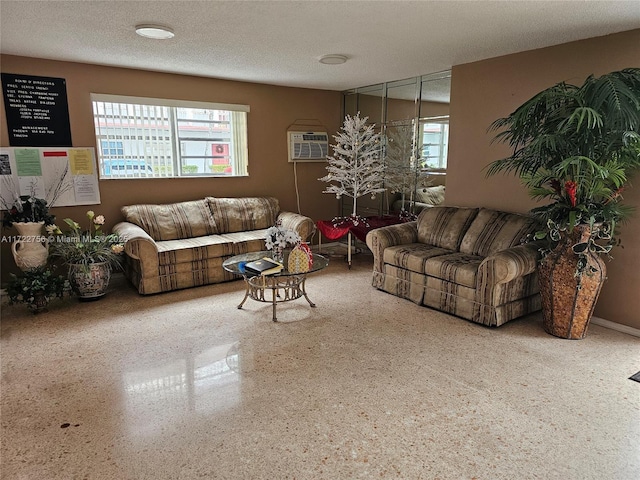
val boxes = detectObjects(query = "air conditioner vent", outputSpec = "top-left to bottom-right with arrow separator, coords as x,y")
287,131 -> 329,162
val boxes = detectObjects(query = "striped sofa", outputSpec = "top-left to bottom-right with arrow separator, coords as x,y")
112,197 -> 315,294
366,206 -> 542,327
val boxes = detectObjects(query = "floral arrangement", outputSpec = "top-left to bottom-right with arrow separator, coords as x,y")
1,194 -> 55,227
48,210 -> 124,270
527,157 -> 628,252
265,220 -> 301,251
1,168 -> 72,227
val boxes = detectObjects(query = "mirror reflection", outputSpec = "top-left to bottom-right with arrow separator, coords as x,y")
386,77 -> 419,122
341,70 -> 450,217
419,72 -> 451,173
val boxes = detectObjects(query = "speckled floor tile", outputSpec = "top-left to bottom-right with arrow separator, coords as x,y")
1,254 -> 639,479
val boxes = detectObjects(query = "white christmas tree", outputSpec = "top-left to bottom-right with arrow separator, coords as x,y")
384,121 -> 416,204
384,121 -> 430,218
319,113 -> 385,225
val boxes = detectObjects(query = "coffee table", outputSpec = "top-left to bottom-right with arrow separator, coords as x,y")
222,251 -> 329,321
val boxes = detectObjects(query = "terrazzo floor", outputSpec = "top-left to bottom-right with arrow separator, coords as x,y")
1,253 -> 639,479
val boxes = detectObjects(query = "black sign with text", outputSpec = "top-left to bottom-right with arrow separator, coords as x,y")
1,73 -> 72,147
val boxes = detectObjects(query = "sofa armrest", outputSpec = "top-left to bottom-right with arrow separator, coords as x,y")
277,211 -> 316,242
480,242 -> 541,285
366,221 -> 418,272
112,221 -> 160,270
475,242 -> 542,316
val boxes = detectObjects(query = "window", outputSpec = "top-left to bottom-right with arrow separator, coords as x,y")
100,140 -> 124,156
419,116 -> 449,171
91,94 -> 249,178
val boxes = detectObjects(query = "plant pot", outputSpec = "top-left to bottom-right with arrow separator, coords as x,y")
538,224 -> 607,339
11,222 -> 48,271
68,262 -> 111,299
28,292 -> 50,313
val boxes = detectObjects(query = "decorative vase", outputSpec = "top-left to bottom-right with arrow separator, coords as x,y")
538,224 -> 607,339
68,262 -> 111,299
11,222 -> 49,271
28,292 -> 50,313
271,246 -> 284,263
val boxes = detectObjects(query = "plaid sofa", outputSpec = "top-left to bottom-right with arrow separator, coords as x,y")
366,206 -> 542,327
112,197 -> 316,294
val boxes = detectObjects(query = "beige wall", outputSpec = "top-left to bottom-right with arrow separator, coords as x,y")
1,55 -> 342,278
447,29 -> 640,330
419,100 -> 449,119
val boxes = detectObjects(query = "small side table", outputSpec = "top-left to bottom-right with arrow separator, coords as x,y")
316,215 -> 406,267
222,251 -> 329,321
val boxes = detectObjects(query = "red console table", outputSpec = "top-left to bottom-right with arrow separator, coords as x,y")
316,215 -> 406,267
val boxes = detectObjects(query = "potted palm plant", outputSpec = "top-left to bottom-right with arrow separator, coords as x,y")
487,68 -> 640,339
48,210 -> 125,299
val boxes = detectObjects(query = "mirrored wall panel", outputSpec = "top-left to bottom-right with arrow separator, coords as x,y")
419,71 -> 451,173
341,70 -> 450,217
386,77 -> 420,123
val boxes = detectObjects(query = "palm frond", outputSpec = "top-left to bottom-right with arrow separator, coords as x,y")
561,107 -> 602,132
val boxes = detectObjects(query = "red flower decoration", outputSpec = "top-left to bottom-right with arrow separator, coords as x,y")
565,181 -> 577,207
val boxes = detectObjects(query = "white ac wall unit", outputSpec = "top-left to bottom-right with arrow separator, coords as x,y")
287,131 -> 329,162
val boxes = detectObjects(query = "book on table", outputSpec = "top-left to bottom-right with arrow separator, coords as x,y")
243,257 -> 283,276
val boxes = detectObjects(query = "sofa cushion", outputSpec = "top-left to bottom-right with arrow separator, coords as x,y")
416,206 -> 478,251
424,252 -> 484,288
206,197 -> 279,233
383,243 -> 454,274
219,229 -> 270,255
156,235 -> 235,265
121,200 -> 218,241
459,209 -> 539,257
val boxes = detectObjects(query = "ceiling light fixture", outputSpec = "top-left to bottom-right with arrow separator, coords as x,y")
319,54 -> 348,65
135,24 -> 175,40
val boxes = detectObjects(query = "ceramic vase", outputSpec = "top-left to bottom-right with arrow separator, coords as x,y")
271,246 -> 284,263
68,262 -> 111,299
538,224 -> 607,339
11,221 -> 49,271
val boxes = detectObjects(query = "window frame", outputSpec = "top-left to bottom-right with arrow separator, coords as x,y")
418,115 -> 449,173
91,94 -> 250,179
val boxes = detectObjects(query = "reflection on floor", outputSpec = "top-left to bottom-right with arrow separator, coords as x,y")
123,343 -> 241,438
2,254 -> 639,479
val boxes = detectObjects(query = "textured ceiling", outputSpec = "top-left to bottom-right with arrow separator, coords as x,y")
1,1 -> 639,92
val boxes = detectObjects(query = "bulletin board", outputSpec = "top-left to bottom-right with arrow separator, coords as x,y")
1,73 -> 73,147
0,147 -> 100,207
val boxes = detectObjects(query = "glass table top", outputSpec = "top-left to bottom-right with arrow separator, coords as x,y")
222,251 -> 329,276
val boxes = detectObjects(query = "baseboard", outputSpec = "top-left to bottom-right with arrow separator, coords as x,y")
591,316 -> 640,338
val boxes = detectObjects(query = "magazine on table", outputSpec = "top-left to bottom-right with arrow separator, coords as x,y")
244,257 -> 283,276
